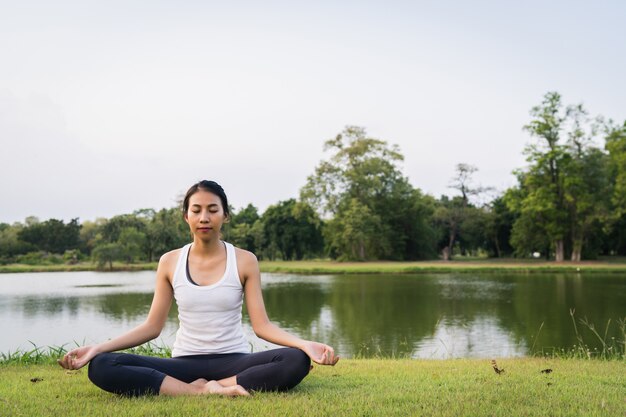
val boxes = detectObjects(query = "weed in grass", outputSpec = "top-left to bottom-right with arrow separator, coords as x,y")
532,310 -> 626,360
0,341 -> 173,365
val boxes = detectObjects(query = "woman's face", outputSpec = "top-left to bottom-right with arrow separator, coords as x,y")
184,189 -> 228,240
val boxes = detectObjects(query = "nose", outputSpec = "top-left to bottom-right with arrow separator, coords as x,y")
199,210 -> 210,223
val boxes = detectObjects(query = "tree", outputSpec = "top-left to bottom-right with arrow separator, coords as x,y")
434,163 -> 491,260
604,120 -> 626,254
92,242 -> 123,271
519,92 -> 571,261
118,227 -> 146,263
0,222 -> 34,262
79,218 -> 107,255
483,196 -> 515,258
100,214 -> 146,244
18,218 -> 81,254
325,198 -> 388,261
301,126 -> 435,260
228,204 -> 262,253
511,92 -> 609,261
433,196 -> 465,260
505,178 -> 552,258
262,199 -> 323,260
145,208 -> 190,260
301,126 -> 406,216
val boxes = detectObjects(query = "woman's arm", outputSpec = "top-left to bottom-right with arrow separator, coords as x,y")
240,250 -> 339,366
58,252 -> 176,370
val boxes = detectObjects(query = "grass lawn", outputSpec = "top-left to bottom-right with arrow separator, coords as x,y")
1,358 -> 624,416
259,259 -> 626,274
3,258 -> 626,274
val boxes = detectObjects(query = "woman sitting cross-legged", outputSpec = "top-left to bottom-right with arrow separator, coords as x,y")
58,180 -> 339,396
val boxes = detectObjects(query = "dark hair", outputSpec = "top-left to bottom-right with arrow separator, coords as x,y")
182,180 -> 230,219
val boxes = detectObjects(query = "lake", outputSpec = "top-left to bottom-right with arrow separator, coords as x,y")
1,271 -> 624,358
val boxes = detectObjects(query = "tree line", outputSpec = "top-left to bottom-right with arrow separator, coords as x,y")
1,91 -> 625,265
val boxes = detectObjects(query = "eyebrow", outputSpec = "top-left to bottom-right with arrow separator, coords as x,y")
190,203 -> 219,207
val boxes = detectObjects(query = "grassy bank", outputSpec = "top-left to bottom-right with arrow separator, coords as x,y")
260,259 -> 626,274
3,258 -> 626,274
0,262 -> 158,273
1,358 -> 623,417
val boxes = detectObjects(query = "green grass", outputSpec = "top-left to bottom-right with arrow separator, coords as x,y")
4,258 -> 626,274
259,259 -> 626,274
0,262 -> 157,273
0,358 -> 623,417
0,343 -> 172,366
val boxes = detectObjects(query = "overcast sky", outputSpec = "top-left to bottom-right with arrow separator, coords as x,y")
1,0 -> 625,224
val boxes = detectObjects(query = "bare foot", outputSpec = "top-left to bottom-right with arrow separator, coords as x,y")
190,378 -> 209,387
204,380 -> 250,397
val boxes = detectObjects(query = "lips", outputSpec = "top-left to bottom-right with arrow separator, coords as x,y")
197,227 -> 212,232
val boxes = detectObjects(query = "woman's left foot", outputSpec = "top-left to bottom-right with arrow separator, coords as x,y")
204,380 -> 250,397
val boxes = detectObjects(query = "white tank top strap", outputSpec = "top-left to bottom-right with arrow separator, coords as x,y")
173,243 -> 192,286
224,242 -> 242,287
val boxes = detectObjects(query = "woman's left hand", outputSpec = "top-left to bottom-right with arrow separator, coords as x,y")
300,340 -> 339,366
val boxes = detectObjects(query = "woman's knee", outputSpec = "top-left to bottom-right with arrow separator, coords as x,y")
282,348 -> 311,387
289,348 -> 311,376
87,352 -> 117,388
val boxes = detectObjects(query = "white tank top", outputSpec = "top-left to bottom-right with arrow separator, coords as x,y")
171,242 -> 250,357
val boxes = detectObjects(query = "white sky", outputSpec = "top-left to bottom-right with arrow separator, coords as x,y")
1,0 -> 625,224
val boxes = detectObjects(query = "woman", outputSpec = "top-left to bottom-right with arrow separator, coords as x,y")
58,180 -> 338,397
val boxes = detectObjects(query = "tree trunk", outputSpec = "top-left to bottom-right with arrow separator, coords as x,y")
493,235 -> 501,258
555,239 -> 565,262
442,246 -> 450,261
571,239 -> 583,262
447,230 -> 456,261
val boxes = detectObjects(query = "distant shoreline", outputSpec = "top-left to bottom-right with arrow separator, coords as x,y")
2,259 -> 626,274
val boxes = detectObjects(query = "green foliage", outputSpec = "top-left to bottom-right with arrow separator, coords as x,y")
91,242 -> 124,271
17,218 -> 81,254
302,126 -> 436,261
482,197 -> 515,257
261,199 -> 323,260
325,198 -> 389,261
604,120 -> 626,254
508,92 -> 612,260
0,222 -> 34,263
15,251 -> 64,265
228,204 -> 263,254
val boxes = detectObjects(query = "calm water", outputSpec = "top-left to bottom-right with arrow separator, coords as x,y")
1,271 -> 624,358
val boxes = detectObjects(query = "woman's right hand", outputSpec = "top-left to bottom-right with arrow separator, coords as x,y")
57,345 -> 101,370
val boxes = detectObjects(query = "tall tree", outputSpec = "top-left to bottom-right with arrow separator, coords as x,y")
301,126 -> 406,216
435,163 -> 490,260
512,92 -> 609,261
515,92 -> 571,261
301,126 -> 434,260
561,106 -> 609,260
604,120 -> 626,254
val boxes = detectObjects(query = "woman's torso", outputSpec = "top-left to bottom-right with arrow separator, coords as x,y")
170,241 -> 250,357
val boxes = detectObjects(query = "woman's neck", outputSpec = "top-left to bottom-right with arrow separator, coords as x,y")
191,238 -> 223,256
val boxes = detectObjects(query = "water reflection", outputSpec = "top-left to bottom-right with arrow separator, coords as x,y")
0,271 -> 624,358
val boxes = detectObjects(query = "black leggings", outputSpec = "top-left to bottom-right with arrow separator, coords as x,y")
87,348 -> 311,396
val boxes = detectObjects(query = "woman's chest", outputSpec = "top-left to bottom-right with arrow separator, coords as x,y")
174,283 -> 243,313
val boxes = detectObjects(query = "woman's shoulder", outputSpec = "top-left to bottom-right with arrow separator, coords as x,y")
230,244 -> 259,272
156,246 -> 187,275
